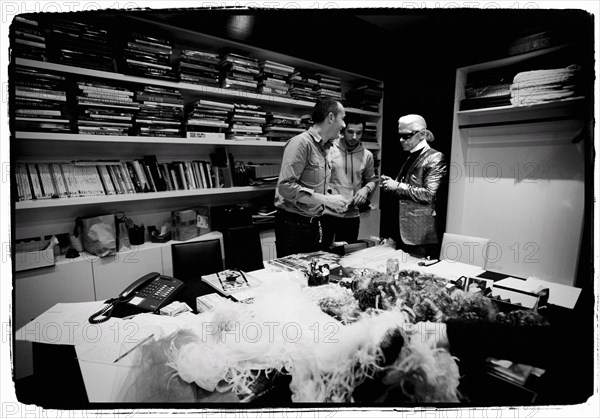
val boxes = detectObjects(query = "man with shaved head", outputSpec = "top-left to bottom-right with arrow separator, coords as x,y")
381,114 -> 447,258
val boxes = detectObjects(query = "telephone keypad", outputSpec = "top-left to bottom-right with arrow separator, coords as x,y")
138,282 -> 175,300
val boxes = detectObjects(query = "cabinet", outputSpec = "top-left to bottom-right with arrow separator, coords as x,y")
447,45 -> 588,286
12,13 -> 383,242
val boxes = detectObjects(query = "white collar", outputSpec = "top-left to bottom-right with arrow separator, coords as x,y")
410,139 -> 429,153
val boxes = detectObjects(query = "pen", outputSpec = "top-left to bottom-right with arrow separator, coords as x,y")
237,269 -> 249,285
113,333 -> 154,363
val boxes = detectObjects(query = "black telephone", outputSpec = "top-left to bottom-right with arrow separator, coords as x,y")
89,272 -> 185,324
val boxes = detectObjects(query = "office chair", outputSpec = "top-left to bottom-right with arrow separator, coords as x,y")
171,238 -> 224,307
440,232 -> 490,269
223,225 -> 264,272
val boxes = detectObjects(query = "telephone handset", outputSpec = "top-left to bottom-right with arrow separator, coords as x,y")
89,272 -> 185,324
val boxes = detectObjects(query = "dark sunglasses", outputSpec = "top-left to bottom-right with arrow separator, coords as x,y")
398,130 -> 423,140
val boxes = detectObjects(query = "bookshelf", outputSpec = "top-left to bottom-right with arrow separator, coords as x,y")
447,43 -> 589,286
12,19 -> 383,243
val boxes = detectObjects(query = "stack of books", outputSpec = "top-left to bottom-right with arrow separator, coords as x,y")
177,48 -> 220,87
263,112 -> 303,142
184,99 -> 232,139
74,79 -> 139,136
14,66 -> 71,133
122,32 -> 176,81
315,73 -> 342,101
226,103 -> 267,141
460,68 -> 513,110
257,60 -> 294,97
46,19 -> 113,72
134,86 -> 184,137
12,15 -> 46,61
288,71 -> 319,102
362,122 -> 378,143
345,84 -> 383,112
165,160 -> 215,191
220,53 -> 259,93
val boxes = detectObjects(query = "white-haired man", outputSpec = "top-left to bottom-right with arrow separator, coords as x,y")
381,114 -> 447,258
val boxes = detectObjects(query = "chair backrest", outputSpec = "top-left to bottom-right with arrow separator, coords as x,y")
440,233 -> 490,269
171,238 -> 224,281
223,225 -> 264,272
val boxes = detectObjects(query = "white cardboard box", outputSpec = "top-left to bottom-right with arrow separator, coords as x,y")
15,246 -> 55,271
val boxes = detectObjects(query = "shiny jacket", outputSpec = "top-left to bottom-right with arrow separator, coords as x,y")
325,139 -> 378,218
392,146 -> 447,245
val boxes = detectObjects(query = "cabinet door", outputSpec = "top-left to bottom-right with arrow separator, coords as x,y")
15,261 -> 96,329
92,246 -> 163,301
14,260 -> 96,379
259,229 -> 277,261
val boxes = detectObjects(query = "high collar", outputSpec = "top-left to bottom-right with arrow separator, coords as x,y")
410,138 -> 429,153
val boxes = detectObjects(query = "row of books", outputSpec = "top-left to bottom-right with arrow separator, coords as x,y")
12,19 -> 379,106
14,64 -> 379,137
15,154 -> 249,202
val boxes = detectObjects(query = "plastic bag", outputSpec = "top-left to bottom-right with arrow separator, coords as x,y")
75,214 -> 117,257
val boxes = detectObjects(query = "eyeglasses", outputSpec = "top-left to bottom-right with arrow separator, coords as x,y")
398,130 -> 423,140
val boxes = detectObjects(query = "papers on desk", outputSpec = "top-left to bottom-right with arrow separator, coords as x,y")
16,301 -> 110,345
494,277 -> 581,309
415,259 -> 485,281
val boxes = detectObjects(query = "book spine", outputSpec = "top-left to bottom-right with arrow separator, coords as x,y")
97,165 -> 113,195
119,161 -> 135,193
177,163 -> 188,190
132,160 -> 149,192
37,163 -> 58,198
142,161 -> 157,192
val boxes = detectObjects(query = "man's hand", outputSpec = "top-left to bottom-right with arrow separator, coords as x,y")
352,187 -> 370,206
382,177 -> 401,192
325,194 -> 350,214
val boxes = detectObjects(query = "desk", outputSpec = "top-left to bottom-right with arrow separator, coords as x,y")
16,256 -> 591,407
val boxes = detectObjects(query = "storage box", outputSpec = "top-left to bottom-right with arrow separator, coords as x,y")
171,206 -> 211,241
15,238 -> 56,271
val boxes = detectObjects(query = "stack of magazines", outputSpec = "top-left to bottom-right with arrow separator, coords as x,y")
185,99 -> 232,139
12,15 -> 46,61
14,66 -> 71,133
288,71 -> 319,102
134,86 -> 184,137
257,60 -> 294,97
263,112 -> 303,142
74,79 -> 139,136
177,48 -> 220,87
47,19 -> 113,72
315,73 -> 342,101
220,53 -> 259,93
226,103 -> 267,141
345,84 -> 383,112
122,32 -> 176,81
361,122 -> 378,143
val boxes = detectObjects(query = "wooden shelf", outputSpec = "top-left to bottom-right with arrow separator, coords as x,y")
457,97 -> 586,128
14,131 -> 287,147
15,185 -> 276,210
15,58 -> 381,117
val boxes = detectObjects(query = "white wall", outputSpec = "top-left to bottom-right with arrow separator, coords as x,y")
447,120 -> 585,285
